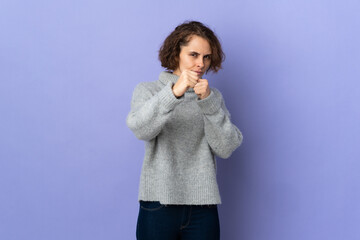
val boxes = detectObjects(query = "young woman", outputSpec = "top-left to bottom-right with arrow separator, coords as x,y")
126,20 -> 243,240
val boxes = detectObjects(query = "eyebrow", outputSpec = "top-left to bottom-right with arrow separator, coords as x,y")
189,51 -> 212,56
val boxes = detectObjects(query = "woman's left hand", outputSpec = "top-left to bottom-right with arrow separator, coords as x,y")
194,79 -> 211,100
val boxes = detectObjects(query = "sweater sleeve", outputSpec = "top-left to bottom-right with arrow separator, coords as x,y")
126,81 -> 184,141
196,88 -> 243,159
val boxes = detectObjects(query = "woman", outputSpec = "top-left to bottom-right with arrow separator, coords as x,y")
126,20 -> 243,240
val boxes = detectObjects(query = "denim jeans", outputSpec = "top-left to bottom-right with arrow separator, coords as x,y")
136,200 -> 220,240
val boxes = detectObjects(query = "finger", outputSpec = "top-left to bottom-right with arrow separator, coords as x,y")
193,86 -> 200,93
194,87 -> 205,95
188,71 -> 200,81
194,82 -> 206,88
198,79 -> 208,85
184,70 -> 197,77
190,78 -> 200,86
189,77 -> 199,84
189,82 -> 198,89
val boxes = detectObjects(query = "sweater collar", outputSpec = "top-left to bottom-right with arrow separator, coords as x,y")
159,71 -> 195,92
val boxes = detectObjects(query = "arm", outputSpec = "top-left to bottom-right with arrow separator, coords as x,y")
126,81 -> 184,141
196,88 -> 243,159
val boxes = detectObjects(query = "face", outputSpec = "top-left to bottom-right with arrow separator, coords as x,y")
173,35 -> 212,78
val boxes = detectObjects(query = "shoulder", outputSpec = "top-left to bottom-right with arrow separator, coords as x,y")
131,79 -> 165,100
209,87 -> 224,100
133,81 -> 155,91
133,79 -> 163,93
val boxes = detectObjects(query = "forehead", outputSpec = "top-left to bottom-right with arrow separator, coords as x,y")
182,35 -> 211,53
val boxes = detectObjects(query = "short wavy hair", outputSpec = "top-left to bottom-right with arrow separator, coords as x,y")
158,21 -> 225,74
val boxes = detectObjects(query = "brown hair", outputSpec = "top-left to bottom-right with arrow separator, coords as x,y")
158,20 -> 225,74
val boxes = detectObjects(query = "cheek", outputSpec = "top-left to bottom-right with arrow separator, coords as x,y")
181,57 -> 194,68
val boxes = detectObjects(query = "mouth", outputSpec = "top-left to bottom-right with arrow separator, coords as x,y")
193,70 -> 203,75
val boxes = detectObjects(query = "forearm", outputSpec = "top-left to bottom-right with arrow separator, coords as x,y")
197,89 -> 243,158
126,81 -> 184,141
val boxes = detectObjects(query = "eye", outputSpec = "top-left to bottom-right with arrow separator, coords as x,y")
204,55 -> 211,59
191,53 -> 198,57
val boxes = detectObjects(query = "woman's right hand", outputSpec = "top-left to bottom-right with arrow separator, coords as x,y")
172,70 -> 200,97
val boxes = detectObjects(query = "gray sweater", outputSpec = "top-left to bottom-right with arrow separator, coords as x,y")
126,71 -> 243,205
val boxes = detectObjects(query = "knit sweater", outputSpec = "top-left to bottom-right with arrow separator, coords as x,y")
126,71 -> 243,205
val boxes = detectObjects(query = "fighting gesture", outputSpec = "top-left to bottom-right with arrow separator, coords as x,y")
172,70 -> 210,99
194,79 -> 210,100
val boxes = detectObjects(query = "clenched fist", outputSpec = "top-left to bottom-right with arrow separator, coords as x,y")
172,70 -> 199,97
172,70 -> 210,99
194,79 -> 210,99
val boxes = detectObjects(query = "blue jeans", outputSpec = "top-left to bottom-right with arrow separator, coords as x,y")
136,200 -> 220,240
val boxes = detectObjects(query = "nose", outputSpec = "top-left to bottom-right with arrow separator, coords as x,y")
196,58 -> 204,68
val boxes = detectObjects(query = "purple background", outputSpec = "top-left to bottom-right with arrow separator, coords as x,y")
1,0 -> 359,239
